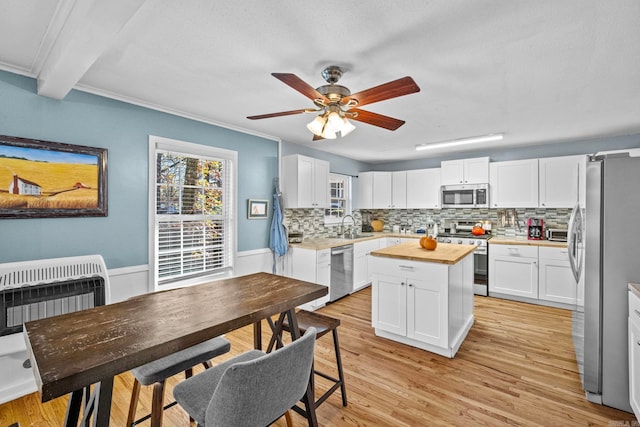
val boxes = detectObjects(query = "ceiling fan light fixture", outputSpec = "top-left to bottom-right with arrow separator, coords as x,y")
320,125 -> 337,139
326,111 -> 344,133
307,115 -> 326,136
340,118 -> 356,137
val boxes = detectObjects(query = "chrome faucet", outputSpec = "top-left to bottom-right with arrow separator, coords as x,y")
341,214 -> 356,236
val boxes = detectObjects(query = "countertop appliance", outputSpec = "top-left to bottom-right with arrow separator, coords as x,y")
441,183 -> 489,208
573,152 -> 640,412
545,228 -> 568,242
330,244 -> 354,302
526,218 -> 544,240
438,220 -> 491,296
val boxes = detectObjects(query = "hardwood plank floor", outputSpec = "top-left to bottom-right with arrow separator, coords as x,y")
1,287 -> 636,426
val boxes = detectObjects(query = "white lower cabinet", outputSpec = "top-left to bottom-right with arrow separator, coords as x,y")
373,265 -> 449,349
489,243 -> 578,307
628,289 -> 640,419
489,244 -> 539,299
286,247 -> 330,310
538,247 -> 576,305
353,239 -> 381,292
371,254 -> 474,357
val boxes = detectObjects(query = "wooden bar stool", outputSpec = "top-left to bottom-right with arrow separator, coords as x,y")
126,336 -> 231,427
270,310 -> 348,413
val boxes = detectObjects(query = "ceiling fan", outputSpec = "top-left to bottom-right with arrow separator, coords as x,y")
247,65 -> 421,140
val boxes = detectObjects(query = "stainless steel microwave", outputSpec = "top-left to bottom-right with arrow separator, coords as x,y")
441,184 -> 489,208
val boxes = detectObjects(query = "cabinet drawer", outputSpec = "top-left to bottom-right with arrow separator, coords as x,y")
539,246 -> 569,261
630,289 -> 640,325
370,255 -> 445,280
490,244 -> 538,258
317,249 -> 331,263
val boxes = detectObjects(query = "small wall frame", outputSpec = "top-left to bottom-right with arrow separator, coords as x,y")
247,199 -> 268,219
0,135 -> 108,219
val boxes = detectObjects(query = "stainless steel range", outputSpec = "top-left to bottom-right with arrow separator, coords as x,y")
438,220 -> 491,296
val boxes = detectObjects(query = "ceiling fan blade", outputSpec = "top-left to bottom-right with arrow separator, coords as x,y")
312,134 -> 324,141
348,108 -> 406,131
247,109 -> 309,120
272,73 -> 329,103
342,76 -> 420,107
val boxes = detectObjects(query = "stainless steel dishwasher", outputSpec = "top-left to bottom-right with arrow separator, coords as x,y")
330,244 -> 353,301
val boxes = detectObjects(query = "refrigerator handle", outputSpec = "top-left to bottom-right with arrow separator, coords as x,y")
567,201 -> 580,282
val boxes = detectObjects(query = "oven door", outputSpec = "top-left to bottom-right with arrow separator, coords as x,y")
473,250 -> 488,296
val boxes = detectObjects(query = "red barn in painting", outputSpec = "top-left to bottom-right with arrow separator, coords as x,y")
8,174 -> 42,195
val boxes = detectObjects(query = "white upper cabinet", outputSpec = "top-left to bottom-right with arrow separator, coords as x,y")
489,159 -> 539,208
406,168 -> 441,209
282,154 -> 329,209
441,157 -> 489,185
358,171 -> 374,209
362,171 -> 406,209
539,155 -> 586,208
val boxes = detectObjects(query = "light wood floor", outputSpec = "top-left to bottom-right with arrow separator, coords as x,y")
1,287 -> 637,426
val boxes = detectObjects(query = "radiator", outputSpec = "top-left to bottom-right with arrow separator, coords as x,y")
0,255 -> 110,404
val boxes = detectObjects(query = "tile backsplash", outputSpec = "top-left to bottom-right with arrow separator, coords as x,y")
284,207 -> 572,239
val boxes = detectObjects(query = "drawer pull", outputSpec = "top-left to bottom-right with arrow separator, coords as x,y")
399,265 -> 415,270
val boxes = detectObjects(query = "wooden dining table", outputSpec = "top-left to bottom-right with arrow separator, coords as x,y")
23,272 -> 328,427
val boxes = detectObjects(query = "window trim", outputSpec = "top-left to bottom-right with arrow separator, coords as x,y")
324,173 -> 352,226
148,135 -> 238,291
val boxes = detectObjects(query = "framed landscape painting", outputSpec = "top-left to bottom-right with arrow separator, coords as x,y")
0,135 -> 108,218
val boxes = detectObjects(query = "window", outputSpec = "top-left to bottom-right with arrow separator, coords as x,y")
324,173 -> 351,225
149,136 -> 237,288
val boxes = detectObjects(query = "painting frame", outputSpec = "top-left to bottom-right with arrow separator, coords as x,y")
0,135 -> 108,219
247,198 -> 268,219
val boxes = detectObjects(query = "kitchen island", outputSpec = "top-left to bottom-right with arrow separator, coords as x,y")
369,240 -> 476,358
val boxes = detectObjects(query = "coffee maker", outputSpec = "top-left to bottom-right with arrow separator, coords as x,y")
527,218 -> 544,240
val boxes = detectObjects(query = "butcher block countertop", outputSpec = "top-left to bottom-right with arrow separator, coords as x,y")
370,240 -> 476,265
489,236 -> 568,248
291,232 -> 421,250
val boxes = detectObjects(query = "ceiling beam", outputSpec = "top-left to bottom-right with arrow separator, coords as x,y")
36,0 -> 147,100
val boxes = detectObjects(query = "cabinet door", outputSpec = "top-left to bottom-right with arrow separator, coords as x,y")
406,168 -> 440,209
441,159 -> 465,185
407,277 -> 447,348
629,311 -> 640,418
539,248 -> 576,305
489,159 -> 539,208
372,274 -> 406,335
353,250 -> 368,292
391,171 -> 407,209
464,157 -> 489,184
489,252 -> 538,298
353,240 -> 380,292
358,172 -> 373,209
539,156 -> 581,208
297,155 -> 315,208
313,158 -> 330,208
372,172 -> 392,209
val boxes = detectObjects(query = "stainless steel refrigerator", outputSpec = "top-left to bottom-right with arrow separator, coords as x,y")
571,152 -> 640,412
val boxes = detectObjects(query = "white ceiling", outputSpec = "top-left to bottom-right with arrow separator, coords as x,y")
1,0 -> 639,163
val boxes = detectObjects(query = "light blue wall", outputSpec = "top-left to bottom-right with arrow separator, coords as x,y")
0,70 -> 278,268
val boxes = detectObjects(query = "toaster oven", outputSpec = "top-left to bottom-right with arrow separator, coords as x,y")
545,228 -> 568,242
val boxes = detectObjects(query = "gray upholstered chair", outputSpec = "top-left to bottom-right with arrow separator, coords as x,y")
173,327 -> 317,426
127,336 -> 231,427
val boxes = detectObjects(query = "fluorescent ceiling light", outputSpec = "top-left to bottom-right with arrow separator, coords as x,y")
416,134 -> 504,151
